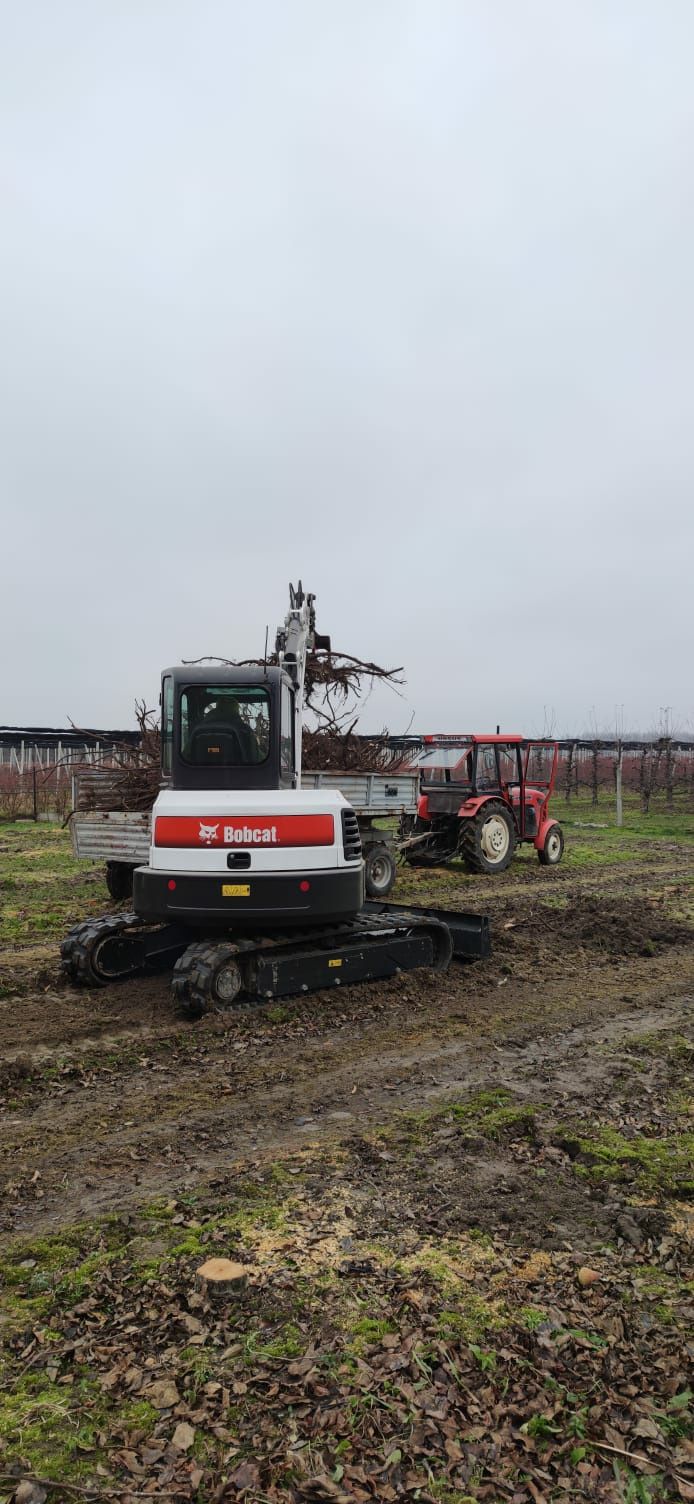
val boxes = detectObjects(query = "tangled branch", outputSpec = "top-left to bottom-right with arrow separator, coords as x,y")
72,653 -> 406,810
70,702 -> 161,812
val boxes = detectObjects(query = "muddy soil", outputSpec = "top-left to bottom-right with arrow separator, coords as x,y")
1,838 -> 693,1242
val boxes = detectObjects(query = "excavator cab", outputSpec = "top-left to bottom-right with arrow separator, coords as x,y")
161,666 -> 296,791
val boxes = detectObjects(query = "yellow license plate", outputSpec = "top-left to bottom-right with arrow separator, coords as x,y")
221,884 -> 250,897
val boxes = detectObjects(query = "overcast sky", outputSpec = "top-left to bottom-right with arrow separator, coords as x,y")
1,1 -> 693,739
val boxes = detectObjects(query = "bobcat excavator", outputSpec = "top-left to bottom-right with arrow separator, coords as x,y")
61,585 -> 490,1015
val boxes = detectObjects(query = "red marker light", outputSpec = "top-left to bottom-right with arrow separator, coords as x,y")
168,879 -> 177,891
299,880 -> 310,893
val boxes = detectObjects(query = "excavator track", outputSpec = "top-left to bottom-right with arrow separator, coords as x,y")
61,904 -> 490,1014
61,912 -> 192,987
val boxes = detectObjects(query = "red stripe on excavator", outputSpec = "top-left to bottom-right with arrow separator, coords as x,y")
154,814 -> 335,848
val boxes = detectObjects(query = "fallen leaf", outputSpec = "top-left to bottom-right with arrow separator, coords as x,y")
178,1311 -> 203,1335
146,1377 -> 181,1409
228,1460 -> 260,1491
633,1416 -> 662,1441
171,1419 -> 195,1452
13,1485 -> 48,1504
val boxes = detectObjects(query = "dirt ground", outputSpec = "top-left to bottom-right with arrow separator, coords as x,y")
1,836 -> 692,1238
0,817 -> 692,1501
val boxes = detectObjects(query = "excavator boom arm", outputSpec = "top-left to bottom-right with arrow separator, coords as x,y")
274,581 -> 330,785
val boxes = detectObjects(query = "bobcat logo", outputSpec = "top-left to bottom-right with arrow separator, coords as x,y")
198,822 -> 219,845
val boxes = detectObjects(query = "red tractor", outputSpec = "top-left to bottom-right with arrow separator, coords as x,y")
401,735 -> 564,874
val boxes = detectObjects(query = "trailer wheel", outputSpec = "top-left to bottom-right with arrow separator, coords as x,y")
364,843 -> 397,898
172,941 -> 245,1017
460,802 -> 516,874
106,862 -> 135,901
538,823 -> 564,866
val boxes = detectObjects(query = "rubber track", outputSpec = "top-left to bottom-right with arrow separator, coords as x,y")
172,938 -> 258,1017
61,910 -> 457,1012
60,912 -> 142,987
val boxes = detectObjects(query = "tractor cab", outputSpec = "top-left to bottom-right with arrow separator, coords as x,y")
416,735 -> 558,839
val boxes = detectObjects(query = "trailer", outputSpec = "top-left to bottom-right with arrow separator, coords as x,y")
70,766 -> 419,900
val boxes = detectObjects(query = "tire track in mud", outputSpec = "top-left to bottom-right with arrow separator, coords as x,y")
2,850 -> 691,1060
3,949 -> 692,1235
2,846 -> 692,1234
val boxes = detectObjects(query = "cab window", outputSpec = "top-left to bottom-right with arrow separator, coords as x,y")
476,747 -> 498,790
280,683 -> 294,777
180,686 -> 270,766
497,744 -> 521,785
161,676 -> 174,776
526,744 -> 554,787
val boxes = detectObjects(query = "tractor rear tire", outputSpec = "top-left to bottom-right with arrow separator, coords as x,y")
538,824 -> 565,866
364,843 -> 397,898
459,802 -> 516,874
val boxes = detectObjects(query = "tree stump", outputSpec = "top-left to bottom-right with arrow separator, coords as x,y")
195,1257 -> 248,1299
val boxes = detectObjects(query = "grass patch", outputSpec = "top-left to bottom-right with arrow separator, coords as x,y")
0,1225 -> 132,1328
620,1032 -> 693,1063
346,1314 -> 397,1354
518,1305 -> 548,1331
0,820 -> 109,946
0,1372 -> 107,1481
394,1089 -> 540,1150
428,1486 -> 481,1503
244,1323 -> 304,1362
552,793 -> 694,842
567,1123 -> 694,1198
449,1089 -> 539,1141
436,1298 -> 505,1345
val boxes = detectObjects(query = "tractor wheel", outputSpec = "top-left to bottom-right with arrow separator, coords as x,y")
172,941 -> 245,1018
460,802 -> 516,874
106,862 -> 135,901
364,843 -> 397,898
538,824 -> 565,866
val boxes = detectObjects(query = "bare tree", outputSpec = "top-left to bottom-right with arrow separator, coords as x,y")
591,741 -> 600,807
564,742 -> 576,803
665,740 -> 675,812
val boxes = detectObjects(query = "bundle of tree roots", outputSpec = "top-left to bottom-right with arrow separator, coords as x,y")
72,651 -> 406,812
71,702 -> 163,812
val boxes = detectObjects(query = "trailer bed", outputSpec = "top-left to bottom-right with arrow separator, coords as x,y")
70,768 -> 419,865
